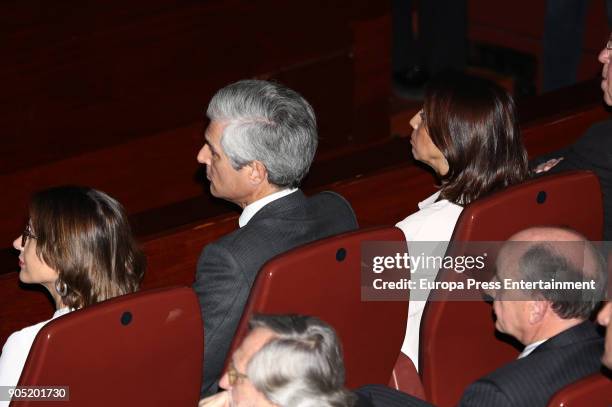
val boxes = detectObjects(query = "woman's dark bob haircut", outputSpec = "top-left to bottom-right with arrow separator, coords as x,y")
423,72 -> 529,205
29,186 -> 145,309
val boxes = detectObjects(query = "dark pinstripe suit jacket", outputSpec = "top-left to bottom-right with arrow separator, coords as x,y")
193,190 -> 358,396
458,321 -> 604,407
532,119 -> 612,240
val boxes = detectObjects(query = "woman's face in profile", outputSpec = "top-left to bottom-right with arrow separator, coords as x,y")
13,223 -> 58,288
409,110 -> 448,175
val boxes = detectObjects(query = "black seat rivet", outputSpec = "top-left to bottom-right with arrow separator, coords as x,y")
120,312 -> 133,326
336,248 -> 347,262
536,191 -> 547,204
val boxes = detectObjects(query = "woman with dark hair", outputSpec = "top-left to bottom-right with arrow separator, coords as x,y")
0,186 -> 145,391
396,73 -> 529,370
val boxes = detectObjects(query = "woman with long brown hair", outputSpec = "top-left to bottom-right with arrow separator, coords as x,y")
0,186 -> 145,391
396,73 -> 530,370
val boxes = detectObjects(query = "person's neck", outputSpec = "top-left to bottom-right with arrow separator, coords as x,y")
432,158 -> 449,177
522,317 -> 584,345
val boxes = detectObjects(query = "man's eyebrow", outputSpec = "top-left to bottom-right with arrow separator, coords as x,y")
204,136 -> 217,153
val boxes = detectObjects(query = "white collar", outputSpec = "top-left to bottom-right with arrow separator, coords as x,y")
238,188 -> 298,227
53,307 -> 72,318
418,191 -> 443,209
518,338 -> 548,358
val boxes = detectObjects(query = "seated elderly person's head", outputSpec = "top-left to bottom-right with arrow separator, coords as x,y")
199,314 -> 356,407
408,72 -> 529,205
492,226 -> 607,346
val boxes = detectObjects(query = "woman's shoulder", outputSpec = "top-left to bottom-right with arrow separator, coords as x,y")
396,195 -> 463,242
1,310 -> 64,358
2,309 -> 71,360
0,319 -> 48,387
4,319 -> 50,350
0,308 -> 71,386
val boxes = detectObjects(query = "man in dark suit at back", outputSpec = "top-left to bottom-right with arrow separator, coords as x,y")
194,79 -> 358,396
351,226 -> 607,407
458,226 -> 607,406
534,32 -> 612,240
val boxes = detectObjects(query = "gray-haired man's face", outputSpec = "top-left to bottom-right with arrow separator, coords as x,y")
197,121 -> 253,206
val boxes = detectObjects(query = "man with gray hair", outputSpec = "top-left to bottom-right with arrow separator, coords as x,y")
199,314 -> 369,407
194,80 -> 358,396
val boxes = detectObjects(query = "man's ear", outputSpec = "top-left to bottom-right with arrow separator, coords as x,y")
528,300 -> 548,324
247,160 -> 268,185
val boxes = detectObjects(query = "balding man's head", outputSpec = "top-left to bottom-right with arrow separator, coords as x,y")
493,227 -> 606,344
501,227 -> 606,319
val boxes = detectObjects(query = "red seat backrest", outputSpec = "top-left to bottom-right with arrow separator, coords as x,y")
227,227 -> 410,389
12,286 -> 203,407
547,372 -> 612,407
420,171 -> 604,407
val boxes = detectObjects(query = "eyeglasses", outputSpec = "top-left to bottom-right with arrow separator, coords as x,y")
21,224 -> 37,247
226,361 -> 248,386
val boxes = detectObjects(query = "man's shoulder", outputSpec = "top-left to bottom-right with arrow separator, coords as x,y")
202,190 -> 357,264
485,325 -> 602,382
266,189 -> 356,218
309,190 -> 357,218
252,189 -> 357,230
463,323 -> 603,405
308,190 -> 354,208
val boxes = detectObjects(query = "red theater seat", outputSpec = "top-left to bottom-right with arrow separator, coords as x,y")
12,286 -> 203,407
547,372 -> 612,407
419,170 -> 604,407
227,226 -> 415,391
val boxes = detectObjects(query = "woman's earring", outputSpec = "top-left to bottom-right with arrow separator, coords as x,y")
55,279 -> 68,296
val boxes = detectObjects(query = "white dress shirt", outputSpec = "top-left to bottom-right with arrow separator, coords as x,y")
518,339 -> 547,359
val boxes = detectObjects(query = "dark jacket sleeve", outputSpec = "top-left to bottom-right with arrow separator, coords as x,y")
458,380 -> 513,407
193,241 -> 250,397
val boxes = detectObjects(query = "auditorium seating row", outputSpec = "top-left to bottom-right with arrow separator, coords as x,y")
5,93 -> 612,406
2,92 -> 608,349
10,170 -> 611,407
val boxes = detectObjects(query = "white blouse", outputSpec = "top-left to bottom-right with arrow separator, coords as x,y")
0,307 -> 72,406
396,191 -> 463,371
